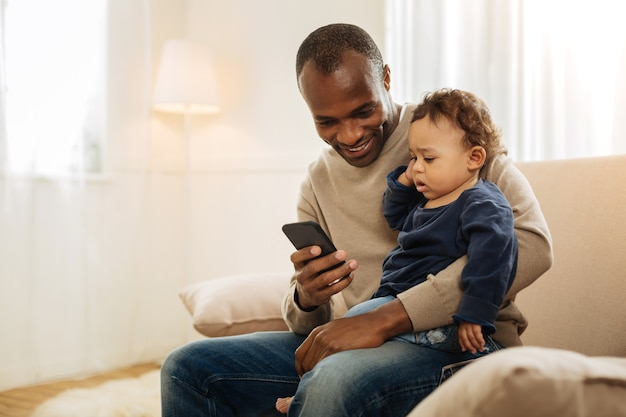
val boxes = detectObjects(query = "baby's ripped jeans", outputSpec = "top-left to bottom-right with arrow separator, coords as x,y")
343,295 -> 499,355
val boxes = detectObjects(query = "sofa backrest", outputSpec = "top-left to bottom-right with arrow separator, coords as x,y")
515,154 -> 626,357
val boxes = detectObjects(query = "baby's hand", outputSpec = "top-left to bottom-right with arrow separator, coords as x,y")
458,322 -> 485,354
398,160 -> 415,186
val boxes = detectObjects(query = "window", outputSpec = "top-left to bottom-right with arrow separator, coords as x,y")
2,0 -> 106,175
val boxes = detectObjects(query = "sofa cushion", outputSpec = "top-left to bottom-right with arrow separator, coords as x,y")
515,155 -> 626,357
408,346 -> 626,417
179,273 -> 290,337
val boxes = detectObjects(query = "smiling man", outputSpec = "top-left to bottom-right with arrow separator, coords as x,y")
161,23 -> 553,417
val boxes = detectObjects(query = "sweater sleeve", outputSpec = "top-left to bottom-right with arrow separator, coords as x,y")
398,153 -> 553,332
282,282 -> 333,335
452,190 -> 518,333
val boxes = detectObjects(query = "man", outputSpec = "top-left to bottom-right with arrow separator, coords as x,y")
161,23 -> 552,417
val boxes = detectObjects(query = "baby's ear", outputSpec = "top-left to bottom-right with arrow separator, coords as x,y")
468,146 -> 486,170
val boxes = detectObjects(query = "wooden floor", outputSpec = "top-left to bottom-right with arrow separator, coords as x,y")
0,362 -> 161,417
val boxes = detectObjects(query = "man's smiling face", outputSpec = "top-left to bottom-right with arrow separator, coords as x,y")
299,51 -> 394,168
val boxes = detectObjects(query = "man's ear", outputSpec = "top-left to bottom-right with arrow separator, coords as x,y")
383,64 -> 391,91
468,146 -> 486,170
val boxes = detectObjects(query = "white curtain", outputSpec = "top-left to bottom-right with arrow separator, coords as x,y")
0,0 -> 194,391
385,0 -> 626,162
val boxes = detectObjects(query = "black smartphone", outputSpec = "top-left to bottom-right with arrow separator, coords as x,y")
282,221 -> 345,273
282,221 -> 338,255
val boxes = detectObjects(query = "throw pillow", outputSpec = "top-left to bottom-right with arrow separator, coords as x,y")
179,273 -> 290,337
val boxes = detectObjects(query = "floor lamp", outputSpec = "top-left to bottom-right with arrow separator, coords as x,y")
152,39 -> 220,289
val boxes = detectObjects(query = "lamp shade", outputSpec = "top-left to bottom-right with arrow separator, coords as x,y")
153,39 -> 220,114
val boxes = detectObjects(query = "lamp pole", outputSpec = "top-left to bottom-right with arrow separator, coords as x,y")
152,39 -> 220,329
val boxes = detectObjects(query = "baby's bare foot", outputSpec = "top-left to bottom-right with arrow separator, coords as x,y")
275,396 -> 293,414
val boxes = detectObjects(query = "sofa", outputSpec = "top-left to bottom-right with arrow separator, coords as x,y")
179,154 -> 626,416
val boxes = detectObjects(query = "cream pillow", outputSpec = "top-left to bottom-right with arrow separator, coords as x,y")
408,346 -> 626,417
179,273 -> 291,337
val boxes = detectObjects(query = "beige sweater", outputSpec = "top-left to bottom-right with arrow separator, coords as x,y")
282,103 -> 553,348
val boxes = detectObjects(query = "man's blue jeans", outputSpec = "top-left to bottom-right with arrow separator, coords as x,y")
161,328 -> 502,416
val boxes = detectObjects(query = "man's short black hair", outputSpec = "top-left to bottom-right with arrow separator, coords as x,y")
296,23 -> 384,83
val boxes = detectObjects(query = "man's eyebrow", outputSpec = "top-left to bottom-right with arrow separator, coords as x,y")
314,114 -> 335,122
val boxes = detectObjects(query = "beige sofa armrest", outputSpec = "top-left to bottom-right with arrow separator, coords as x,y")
408,346 -> 626,417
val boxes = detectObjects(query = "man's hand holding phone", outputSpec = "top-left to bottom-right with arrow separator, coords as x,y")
282,222 -> 412,376
283,222 -> 358,310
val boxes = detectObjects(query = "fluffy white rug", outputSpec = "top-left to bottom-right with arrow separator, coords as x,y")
30,370 -> 161,417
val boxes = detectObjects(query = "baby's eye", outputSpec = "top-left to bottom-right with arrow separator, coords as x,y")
423,157 -> 435,162
410,156 -> 417,161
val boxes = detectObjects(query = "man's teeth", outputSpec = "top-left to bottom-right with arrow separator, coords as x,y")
349,142 -> 368,152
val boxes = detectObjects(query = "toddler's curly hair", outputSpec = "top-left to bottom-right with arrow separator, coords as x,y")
412,88 -> 502,160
